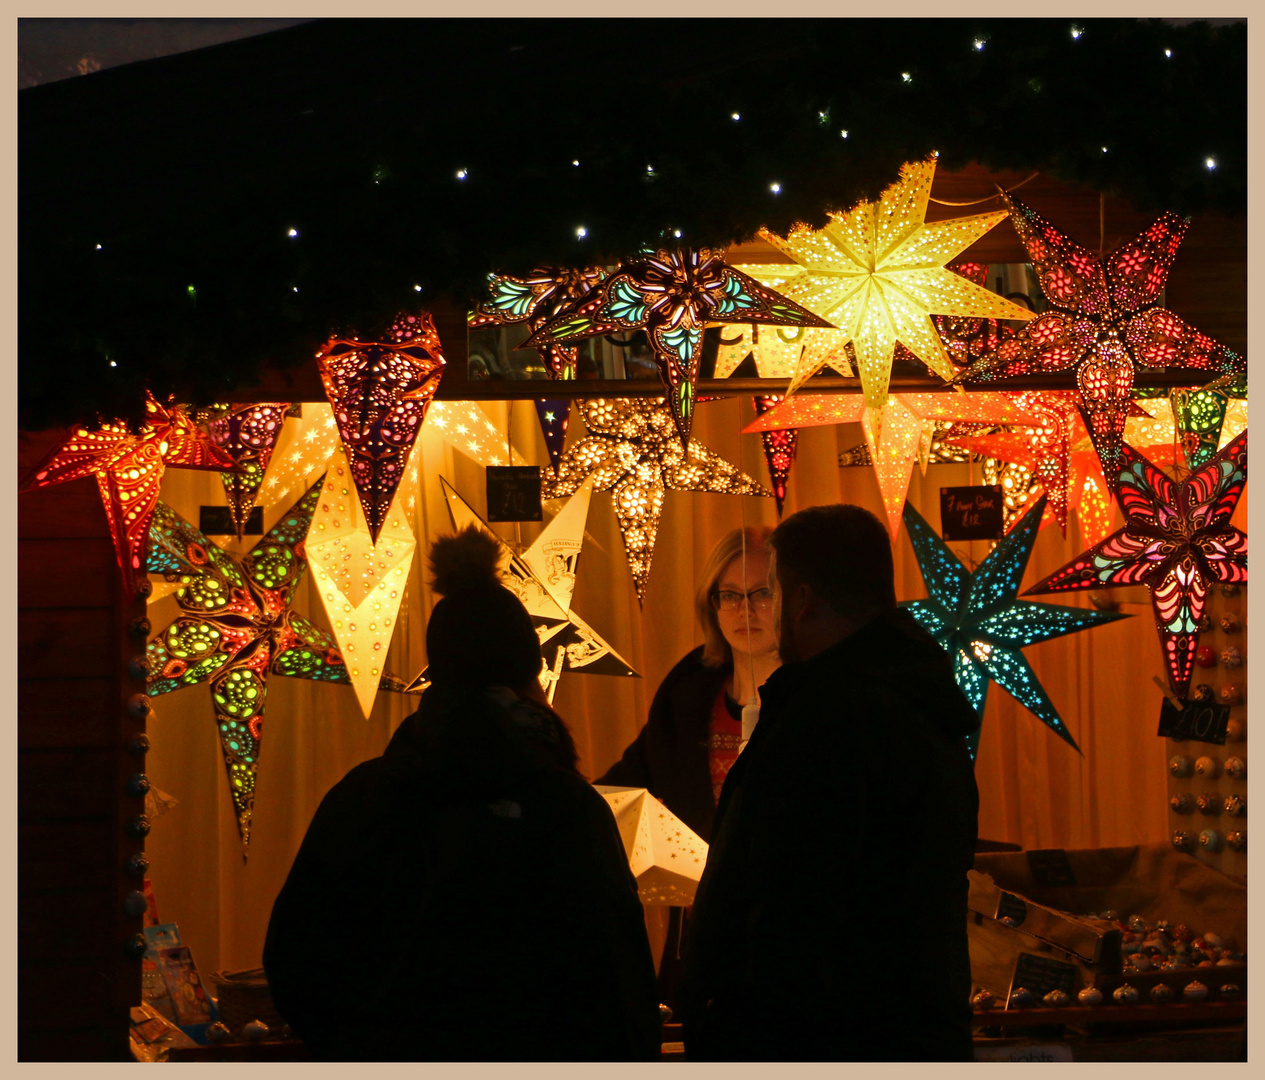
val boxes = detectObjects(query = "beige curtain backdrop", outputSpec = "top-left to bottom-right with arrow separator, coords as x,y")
145,395 -> 1229,977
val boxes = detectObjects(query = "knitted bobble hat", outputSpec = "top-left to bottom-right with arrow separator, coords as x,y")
424,524 -> 543,689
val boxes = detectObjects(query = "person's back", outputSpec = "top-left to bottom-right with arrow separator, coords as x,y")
682,505 -> 979,1061
263,527 -> 661,1060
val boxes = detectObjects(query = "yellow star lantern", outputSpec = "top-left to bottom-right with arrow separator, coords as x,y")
594,786 -> 708,906
761,158 -> 1035,403
745,392 -> 1043,538
423,400 -> 530,468
306,445 -> 416,718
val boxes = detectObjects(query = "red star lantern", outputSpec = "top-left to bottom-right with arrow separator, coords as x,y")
954,192 -> 1244,495
524,248 -> 832,449
1026,431 -> 1248,698
205,403 -> 291,539
753,395 -> 799,515
20,392 -> 236,599
316,312 -> 446,544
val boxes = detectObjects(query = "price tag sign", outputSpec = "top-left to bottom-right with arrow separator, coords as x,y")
486,466 -> 543,522
1156,697 -> 1230,745
1007,951 -> 1080,1007
939,485 -> 1005,541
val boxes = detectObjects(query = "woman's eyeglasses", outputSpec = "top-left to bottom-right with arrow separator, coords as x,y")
710,587 -> 774,612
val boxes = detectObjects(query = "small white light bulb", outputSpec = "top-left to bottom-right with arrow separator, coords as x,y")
1206,157 -> 1217,170
1101,146 -> 1108,153
901,72 -> 912,82
840,129 -> 849,138
572,159 -> 580,166
974,39 -> 985,50
576,226 -> 588,239
731,112 -> 741,121
414,283 -> 424,291
769,182 -> 781,194
673,229 -> 682,238
292,286 -> 299,293
1165,48 -> 1172,57
1071,27 -> 1082,39
456,168 -> 468,180
95,243 -> 103,250
287,227 -> 299,238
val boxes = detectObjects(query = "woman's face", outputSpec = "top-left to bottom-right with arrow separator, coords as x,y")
714,551 -> 778,660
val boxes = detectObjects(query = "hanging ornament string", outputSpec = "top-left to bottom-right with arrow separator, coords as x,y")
927,172 -> 1040,206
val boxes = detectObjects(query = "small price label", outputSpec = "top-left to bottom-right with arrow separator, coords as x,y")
1007,951 -> 1080,1007
1156,697 -> 1230,745
939,485 -> 1004,541
487,466 -> 543,522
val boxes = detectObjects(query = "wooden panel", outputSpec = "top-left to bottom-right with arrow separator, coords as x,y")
19,822 -> 116,891
18,964 -> 118,1030
18,888 -> 116,964
18,479 -> 110,540
18,539 -> 117,609
19,749 -> 118,822
18,608 -> 117,680
17,678 -> 119,750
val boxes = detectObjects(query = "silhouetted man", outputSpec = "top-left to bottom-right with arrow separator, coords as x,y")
682,504 -> 979,1061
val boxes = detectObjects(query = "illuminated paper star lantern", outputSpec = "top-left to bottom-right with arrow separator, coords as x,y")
205,403 -> 291,539
146,478 -> 350,851
535,399 -> 570,474
21,392 -> 237,599
745,392 -> 1043,538
713,323 -> 855,382
901,495 -> 1129,760
305,446 -> 416,719
405,477 -> 637,701
254,403 -> 342,512
424,400 -> 529,468
542,397 -> 770,603
891,261 -> 1020,375
953,191 -> 1245,494
594,786 -> 708,906
469,266 -> 607,379
761,158 -> 1034,403
1026,432 -> 1247,699
317,311 -> 446,543
753,395 -> 798,514
525,248 -> 832,448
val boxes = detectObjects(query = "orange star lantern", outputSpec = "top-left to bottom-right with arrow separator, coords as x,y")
21,393 -> 237,598
744,392 -> 1044,539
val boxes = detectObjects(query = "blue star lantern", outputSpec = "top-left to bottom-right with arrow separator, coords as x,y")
900,495 -> 1129,761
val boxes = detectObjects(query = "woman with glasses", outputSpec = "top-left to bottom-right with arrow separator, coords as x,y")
596,526 -> 780,843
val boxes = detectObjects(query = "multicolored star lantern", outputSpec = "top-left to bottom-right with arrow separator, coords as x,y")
1025,431 -> 1247,699
405,477 -> 638,701
523,248 -> 832,449
953,191 -> 1245,494
1168,383 -> 1248,470
594,786 -> 708,906
744,392 -> 1044,538
753,395 -> 798,514
541,397 -> 770,603
146,478 -> 350,851
760,158 -> 1034,403
205,402 -> 291,539
469,266 -> 607,379
21,392 -> 238,599
305,445 -> 416,719
535,399 -> 570,474
901,495 -> 1129,760
316,311 -> 446,544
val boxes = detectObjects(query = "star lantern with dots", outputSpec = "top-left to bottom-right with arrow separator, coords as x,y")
760,158 -> 1034,404
20,392 -> 238,599
205,402 -> 291,539
535,399 -> 571,474
953,191 -> 1245,494
146,478 -> 358,852
594,786 -> 708,906
1025,431 -> 1247,700
469,266 -> 607,379
425,400 -> 529,468
317,311 -> 446,544
305,445 -> 416,719
744,392 -> 1044,539
752,395 -> 799,515
541,397 -> 770,604
524,248 -> 832,449
901,495 -> 1129,761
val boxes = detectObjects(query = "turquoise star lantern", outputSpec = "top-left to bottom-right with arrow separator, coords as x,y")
900,495 -> 1129,761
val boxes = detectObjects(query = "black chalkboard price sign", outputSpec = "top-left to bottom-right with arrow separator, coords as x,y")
939,485 -> 1005,541
486,466 -> 543,522
1156,697 -> 1230,745
1007,951 -> 1080,1007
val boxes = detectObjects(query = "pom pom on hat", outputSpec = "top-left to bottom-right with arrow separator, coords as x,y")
428,525 -> 503,596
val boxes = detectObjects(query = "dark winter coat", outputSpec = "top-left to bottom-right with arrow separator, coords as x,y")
263,684 -> 662,1061
681,609 -> 980,1062
595,647 -> 728,841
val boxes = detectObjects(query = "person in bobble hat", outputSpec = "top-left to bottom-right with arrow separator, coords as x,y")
264,525 -> 660,1061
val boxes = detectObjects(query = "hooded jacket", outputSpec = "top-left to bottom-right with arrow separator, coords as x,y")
681,609 -> 980,1062
263,684 -> 662,1061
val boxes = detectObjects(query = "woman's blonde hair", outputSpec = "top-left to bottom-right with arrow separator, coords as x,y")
694,526 -> 775,668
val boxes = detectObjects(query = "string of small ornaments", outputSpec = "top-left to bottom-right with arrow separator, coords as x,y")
970,914 -> 1245,1012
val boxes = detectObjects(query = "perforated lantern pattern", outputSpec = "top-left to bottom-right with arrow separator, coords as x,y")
761,158 -> 1033,404
595,786 -> 708,906
524,248 -> 831,448
205,402 -> 291,539
1026,431 -> 1248,699
146,477 -> 353,851
317,311 -> 446,543
901,495 -> 1128,761
21,392 -> 237,599
954,192 -> 1245,495
542,397 -> 769,603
